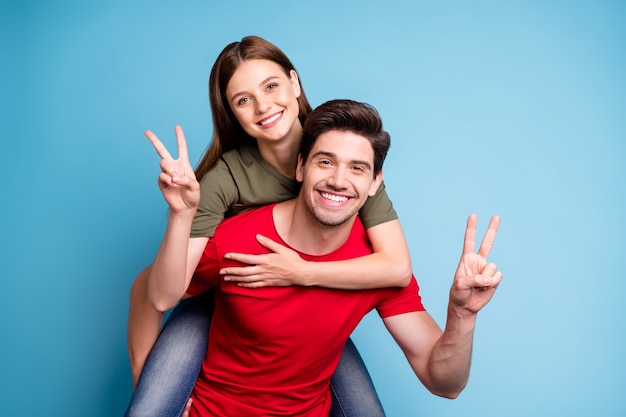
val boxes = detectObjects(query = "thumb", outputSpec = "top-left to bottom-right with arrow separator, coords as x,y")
255,234 -> 284,253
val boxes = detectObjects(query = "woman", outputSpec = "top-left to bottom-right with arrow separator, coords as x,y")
126,36 -> 412,417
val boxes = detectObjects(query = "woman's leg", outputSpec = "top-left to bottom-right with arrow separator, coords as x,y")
125,291 -> 214,417
329,337 -> 386,417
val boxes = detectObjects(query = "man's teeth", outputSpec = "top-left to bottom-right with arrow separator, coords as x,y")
260,112 -> 281,126
321,192 -> 348,202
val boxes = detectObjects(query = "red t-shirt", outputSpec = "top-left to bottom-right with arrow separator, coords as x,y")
187,204 -> 425,417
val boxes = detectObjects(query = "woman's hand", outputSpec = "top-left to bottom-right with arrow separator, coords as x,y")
220,235 -> 310,288
182,398 -> 193,417
449,214 -> 503,317
145,125 -> 200,214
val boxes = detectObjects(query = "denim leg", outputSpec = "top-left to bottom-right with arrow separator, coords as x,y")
125,291 -> 214,417
329,337 -> 386,417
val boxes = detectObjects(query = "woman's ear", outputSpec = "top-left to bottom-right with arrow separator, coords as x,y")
290,70 -> 301,98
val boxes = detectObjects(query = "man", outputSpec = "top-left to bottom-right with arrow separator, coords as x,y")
152,99 -> 502,416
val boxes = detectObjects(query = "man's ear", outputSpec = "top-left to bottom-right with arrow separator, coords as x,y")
290,70 -> 301,98
296,154 -> 304,182
368,171 -> 383,197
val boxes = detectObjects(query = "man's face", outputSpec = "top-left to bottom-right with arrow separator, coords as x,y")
296,130 -> 382,227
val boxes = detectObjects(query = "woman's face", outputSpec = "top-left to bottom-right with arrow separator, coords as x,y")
225,59 -> 302,144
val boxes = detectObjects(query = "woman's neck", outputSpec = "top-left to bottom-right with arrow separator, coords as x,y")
256,122 -> 303,179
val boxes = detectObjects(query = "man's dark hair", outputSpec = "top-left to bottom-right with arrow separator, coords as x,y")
300,99 -> 391,176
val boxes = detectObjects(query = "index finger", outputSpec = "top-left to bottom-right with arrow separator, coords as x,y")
476,215 -> 500,258
462,213 -> 478,255
145,129 -> 173,160
174,125 -> 190,163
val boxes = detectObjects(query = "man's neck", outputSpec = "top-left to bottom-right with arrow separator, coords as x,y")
273,199 -> 356,256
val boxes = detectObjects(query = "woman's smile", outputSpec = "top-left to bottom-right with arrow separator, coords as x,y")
258,111 -> 283,128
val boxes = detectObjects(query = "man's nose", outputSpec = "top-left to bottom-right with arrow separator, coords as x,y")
327,167 -> 348,189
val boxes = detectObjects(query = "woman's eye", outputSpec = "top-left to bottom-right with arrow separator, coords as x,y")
267,83 -> 278,90
237,97 -> 250,106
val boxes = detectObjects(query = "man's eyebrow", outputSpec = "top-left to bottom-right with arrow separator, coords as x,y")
311,150 -> 335,159
311,151 -> 372,170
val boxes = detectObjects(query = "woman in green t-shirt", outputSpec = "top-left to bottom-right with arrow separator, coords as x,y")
126,36 -> 413,417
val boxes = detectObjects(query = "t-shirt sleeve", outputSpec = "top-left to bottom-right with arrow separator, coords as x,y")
191,159 -> 240,238
376,276 -> 425,319
186,239 -> 221,296
358,181 -> 398,229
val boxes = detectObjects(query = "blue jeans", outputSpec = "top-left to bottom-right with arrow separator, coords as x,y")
125,292 -> 385,417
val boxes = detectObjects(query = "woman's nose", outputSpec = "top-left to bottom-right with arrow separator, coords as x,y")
255,97 -> 272,114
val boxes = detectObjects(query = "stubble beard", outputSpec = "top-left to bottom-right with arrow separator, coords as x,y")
304,195 -> 359,228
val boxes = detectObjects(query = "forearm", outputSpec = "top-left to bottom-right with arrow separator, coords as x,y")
301,251 -> 411,289
425,307 -> 477,398
148,211 -> 196,311
304,219 -> 412,289
128,268 -> 164,388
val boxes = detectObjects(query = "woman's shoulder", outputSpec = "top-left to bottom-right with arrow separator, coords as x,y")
198,145 -> 263,185
220,145 -> 262,166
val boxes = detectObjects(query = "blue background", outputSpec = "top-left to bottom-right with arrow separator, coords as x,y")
2,1 -> 625,416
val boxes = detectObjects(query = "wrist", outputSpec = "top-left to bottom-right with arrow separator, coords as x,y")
448,303 -> 478,323
298,260 -> 316,286
168,207 -> 197,222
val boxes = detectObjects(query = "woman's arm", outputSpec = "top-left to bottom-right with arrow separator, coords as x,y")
127,236 -> 208,386
142,125 -> 205,312
128,266 -> 163,387
220,219 -> 412,289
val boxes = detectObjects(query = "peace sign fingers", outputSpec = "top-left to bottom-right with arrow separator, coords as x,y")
144,124 -> 199,212
461,214 -> 500,260
174,125 -> 190,165
461,213 -> 478,256
145,129 -> 174,161
452,214 -> 503,315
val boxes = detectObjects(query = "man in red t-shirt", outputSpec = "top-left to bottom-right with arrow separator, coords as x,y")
151,99 -> 503,416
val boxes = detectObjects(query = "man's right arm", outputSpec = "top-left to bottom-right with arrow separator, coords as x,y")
383,214 -> 502,398
382,310 -> 474,399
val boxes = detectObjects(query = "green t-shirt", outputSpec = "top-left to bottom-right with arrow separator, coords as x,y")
191,145 -> 397,238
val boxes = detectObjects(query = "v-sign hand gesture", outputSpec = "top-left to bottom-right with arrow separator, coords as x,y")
145,125 -> 200,214
450,214 -> 502,317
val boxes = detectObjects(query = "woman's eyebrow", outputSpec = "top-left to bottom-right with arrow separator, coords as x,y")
230,76 -> 281,101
